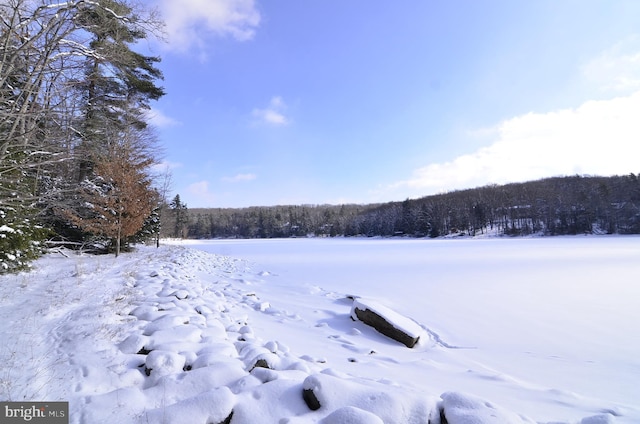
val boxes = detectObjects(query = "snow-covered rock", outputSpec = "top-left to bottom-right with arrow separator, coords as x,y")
302,372 -> 439,423
440,392 -> 536,424
144,350 -> 186,377
320,406 -> 385,424
144,386 -> 235,424
350,297 -> 423,348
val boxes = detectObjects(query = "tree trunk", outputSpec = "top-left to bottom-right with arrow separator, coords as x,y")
115,211 -> 122,257
115,232 -> 121,257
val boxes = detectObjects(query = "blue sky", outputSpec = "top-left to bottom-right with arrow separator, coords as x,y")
147,1 -> 640,208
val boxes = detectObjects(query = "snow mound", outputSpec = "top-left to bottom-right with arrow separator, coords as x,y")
320,406 -> 384,424
144,386 -> 235,423
302,372 -> 439,423
440,391 -> 536,424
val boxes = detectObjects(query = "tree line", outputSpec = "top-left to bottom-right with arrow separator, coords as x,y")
182,174 -> 640,239
1,0 -> 165,272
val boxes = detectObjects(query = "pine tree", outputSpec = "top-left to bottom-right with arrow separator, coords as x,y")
0,206 -> 50,273
0,150 -> 50,273
169,194 -> 188,238
133,205 -> 161,245
46,0 -> 165,246
74,0 -> 164,182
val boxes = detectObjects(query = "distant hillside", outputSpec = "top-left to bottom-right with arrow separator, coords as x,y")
182,174 -> 640,239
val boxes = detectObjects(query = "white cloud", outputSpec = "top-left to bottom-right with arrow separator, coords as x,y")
157,0 -> 260,53
222,173 -> 257,183
252,96 -> 289,126
186,180 -> 218,205
151,160 -> 183,175
146,108 -> 180,128
582,35 -> 640,94
252,96 -> 290,126
385,90 -> 640,198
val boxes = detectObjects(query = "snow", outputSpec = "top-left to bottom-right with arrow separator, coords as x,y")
0,225 -> 16,233
0,236 -> 638,423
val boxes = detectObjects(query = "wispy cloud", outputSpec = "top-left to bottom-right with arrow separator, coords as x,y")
146,108 -> 181,128
582,35 -> 640,94
222,173 -> 257,183
383,90 -> 640,199
252,96 -> 290,126
151,160 -> 183,174
157,0 -> 260,53
186,180 -> 218,205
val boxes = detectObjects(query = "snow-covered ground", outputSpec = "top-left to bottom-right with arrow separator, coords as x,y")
1,236 -> 638,423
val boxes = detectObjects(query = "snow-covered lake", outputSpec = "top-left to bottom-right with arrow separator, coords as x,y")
1,235 -> 638,423
180,236 -> 640,423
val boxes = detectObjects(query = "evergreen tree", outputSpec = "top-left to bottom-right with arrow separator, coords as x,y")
0,152 -> 50,273
0,207 -> 50,273
133,205 -> 161,245
169,194 -> 188,238
74,0 -> 164,181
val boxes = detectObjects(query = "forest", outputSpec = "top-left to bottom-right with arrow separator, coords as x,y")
182,174 -> 640,239
1,0 -> 165,272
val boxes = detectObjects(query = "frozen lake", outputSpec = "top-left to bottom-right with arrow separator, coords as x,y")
181,235 -> 640,423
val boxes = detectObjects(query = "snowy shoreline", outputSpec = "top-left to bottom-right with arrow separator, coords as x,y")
1,238 -> 638,423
